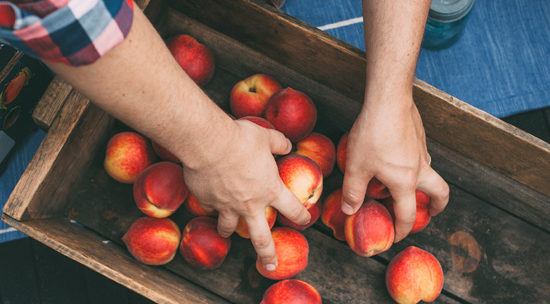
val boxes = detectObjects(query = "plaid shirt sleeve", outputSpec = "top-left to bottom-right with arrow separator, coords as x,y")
0,0 -> 134,66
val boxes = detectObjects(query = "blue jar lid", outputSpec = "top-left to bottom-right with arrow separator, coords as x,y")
429,0 -> 474,23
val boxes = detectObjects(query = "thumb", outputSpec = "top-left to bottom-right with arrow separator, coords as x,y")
267,129 -> 292,155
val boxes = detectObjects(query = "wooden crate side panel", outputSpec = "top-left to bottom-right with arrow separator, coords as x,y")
169,0 -> 550,198
1,215 -> 229,304
32,76 -> 72,130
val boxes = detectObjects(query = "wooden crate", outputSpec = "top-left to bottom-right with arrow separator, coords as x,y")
4,0 -> 550,303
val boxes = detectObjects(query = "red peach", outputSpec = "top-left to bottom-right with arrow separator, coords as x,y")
166,34 -> 215,86
277,154 -> 323,209
278,202 -> 320,231
238,116 -> 275,129
180,217 -> 231,270
235,206 -> 278,239
256,227 -> 309,280
345,199 -> 395,257
151,141 -> 180,163
336,132 -> 390,199
122,217 -> 181,265
261,279 -> 322,304
386,246 -> 444,304
265,88 -> 317,142
104,132 -> 156,184
133,162 -> 188,218
230,74 -> 282,118
320,188 -> 347,241
184,193 -> 217,217
384,190 -> 432,234
295,132 -> 336,177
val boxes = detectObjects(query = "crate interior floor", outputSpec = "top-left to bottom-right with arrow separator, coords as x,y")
1,106 -> 549,304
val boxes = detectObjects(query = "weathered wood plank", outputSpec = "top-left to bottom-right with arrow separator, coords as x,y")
31,77 -> 72,130
0,51 -> 22,82
2,215 -> 230,304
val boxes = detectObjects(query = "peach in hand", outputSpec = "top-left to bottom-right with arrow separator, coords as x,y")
384,190 -> 432,234
151,141 -> 180,163
386,246 -> 444,304
235,206 -> 277,239
238,116 -> 275,129
104,132 -> 156,184
321,188 -> 347,241
122,217 -> 181,265
230,74 -> 282,118
345,199 -> 394,257
261,279 -> 322,304
277,154 -> 323,210
278,202 -> 320,231
184,193 -> 217,217
180,217 -> 231,270
295,132 -> 336,177
256,227 -> 309,280
133,162 -> 189,218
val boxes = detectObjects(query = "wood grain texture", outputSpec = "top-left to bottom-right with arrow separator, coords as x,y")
169,0 -> 550,198
1,215 -> 229,304
32,76 -> 72,130
0,51 -> 22,82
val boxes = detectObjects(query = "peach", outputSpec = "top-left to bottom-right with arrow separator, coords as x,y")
238,116 -> 275,129
133,162 -> 188,218
230,74 -> 282,118
122,217 -> 181,265
256,227 -> 309,280
336,132 -> 391,199
235,206 -> 277,239
166,34 -> 215,86
345,199 -> 394,257
180,217 -> 231,270
278,202 -> 320,231
261,279 -> 322,304
265,88 -> 317,142
295,132 -> 336,177
384,190 -> 432,234
184,193 -> 217,217
320,188 -> 347,241
104,132 -> 156,184
386,246 -> 444,304
151,141 -> 180,163
277,154 -> 323,209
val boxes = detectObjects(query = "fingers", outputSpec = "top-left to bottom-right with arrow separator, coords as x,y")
270,183 -> 311,226
217,211 -> 239,238
417,166 -> 450,216
341,167 -> 373,215
246,212 -> 278,271
266,129 -> 292,155
389,187 -> 417,243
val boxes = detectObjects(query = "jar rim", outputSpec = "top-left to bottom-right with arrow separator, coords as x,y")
429,0 -> 475,23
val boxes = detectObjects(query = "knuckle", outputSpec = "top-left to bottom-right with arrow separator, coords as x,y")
252,236 -> 272,250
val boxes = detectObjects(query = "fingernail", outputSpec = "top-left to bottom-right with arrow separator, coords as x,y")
342,203 -> 354,215
265,263 -> 277,271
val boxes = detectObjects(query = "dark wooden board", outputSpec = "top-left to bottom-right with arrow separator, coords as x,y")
32,76 -> 72,130
0,238 -> 41,304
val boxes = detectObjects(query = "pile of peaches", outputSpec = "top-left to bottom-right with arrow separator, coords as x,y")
103,34 -> 444,304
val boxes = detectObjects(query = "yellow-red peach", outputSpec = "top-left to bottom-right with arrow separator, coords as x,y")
295,132 -> 336,177
180,217 -> 231,270
151,141 -> 180,163
261,279 -> 322,304
386,246 -> 444,304
321,188 -> 347,241
184,193 -> 217,217
345,199 -> 394,257
265,88 -> 317,142
277,154 -> 323,210
256,227 -> 309,280
104,132 -> 156,184
133,162 -> 189,218
236,206 -> 277,239
336,132 -> 391,199
384,190 -> 432,234
122,217 -> 181,265
230,74 -> 282,118
166,34 -> 215,86
278,202 -> 320,231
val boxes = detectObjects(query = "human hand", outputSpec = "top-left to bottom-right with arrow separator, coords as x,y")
182,119 -> 311,270
341,95 -> 449,242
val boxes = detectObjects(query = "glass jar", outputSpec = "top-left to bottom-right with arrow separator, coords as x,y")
422,0 -> 475,50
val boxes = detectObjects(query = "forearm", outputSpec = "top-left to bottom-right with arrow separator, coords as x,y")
45,7 -> 234,169
362,0 -> 430,109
